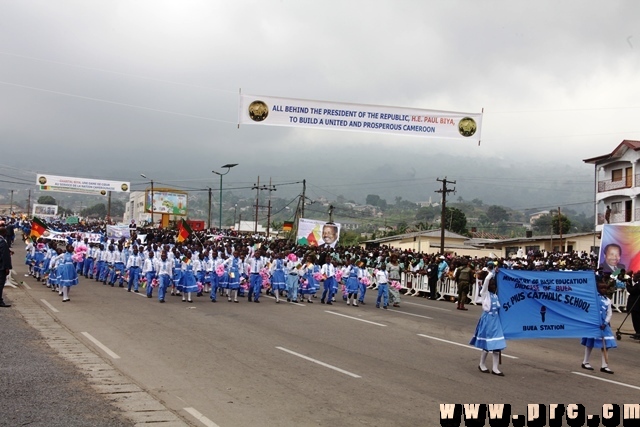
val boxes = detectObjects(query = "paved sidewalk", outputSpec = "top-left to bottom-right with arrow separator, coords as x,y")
1,251 -> 191,427
0,293 -> 134,427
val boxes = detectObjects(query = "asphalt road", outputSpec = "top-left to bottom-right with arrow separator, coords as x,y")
4,244 -> 640,427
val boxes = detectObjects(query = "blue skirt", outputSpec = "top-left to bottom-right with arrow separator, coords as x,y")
227,270 -> 240,290
57,262 -> 79,287
346,276 -> 359,293
271,270 -> 286,291
470,312 -> 506,351
218,272 -> 229,289
179,271 -> 199,293
581,325 -> 617,349
173,269 -> 183,286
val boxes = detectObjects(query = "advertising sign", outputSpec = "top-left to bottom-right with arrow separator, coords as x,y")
146,190 -> 188,216
296,218 -> 341,248
599,224 -> 640,273
32,203 -> 58,217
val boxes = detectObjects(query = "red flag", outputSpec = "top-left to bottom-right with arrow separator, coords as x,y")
30,217 -> 48,239
176,219 -> 193,243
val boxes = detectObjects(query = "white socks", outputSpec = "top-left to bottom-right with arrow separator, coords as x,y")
492,352 -> 501,374
479,350 -> 488,370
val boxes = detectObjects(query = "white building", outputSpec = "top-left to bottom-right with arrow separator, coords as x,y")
584,140 -> 640,232
124,191 -> 150,225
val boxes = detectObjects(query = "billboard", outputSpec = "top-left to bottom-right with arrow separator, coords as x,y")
599,224 -> 640,273
146,189 -> 188,216
37,173 -> 130,196
32,203 -> 58,217
296,218 -> 341,248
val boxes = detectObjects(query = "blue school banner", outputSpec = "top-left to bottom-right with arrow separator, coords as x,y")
497,270 -> 601,340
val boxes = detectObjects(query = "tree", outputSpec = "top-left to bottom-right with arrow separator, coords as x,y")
37,195 -> 57,205
270,221 -> 283,232
415,221 -> 431,231
416,206 -> 438,222
486,205 -> 509,223
553,214 -> 572,235
366,194 -> 381,206
471,198 -> 484,207
444,207 -> 468,235
532,214 -> 572,234
111,200 -> 125,218
365,194 -> 387,211
81,203 -> 107,218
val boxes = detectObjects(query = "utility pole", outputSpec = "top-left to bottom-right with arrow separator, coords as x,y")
301,179 -> 306,218
266,199 -> 272,237
107,191 -> 112,224
10,190 -> 14,215
435,177 -> 456,254
254,176 -> 260,233
558,206 -> 563,252
328,204 -> 334,222
27,189 -> 31,215
207,188 -> 212,230
266,177 -> 273,237
253,177 -> 276,236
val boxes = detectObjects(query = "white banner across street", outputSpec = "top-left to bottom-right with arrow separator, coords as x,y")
37,173 -> 130,196
239,94 -> 482,142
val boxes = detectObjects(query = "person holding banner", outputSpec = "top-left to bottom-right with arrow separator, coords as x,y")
580,276 -> 616,374
470,268 -> 506,376
627,272 -> 640,339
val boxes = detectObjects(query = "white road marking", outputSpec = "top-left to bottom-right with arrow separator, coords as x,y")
417,334 -> 518,359
183,407 -> 221,427
572,372 -> 640,390
325,310 -> 387,327
6,282 -> 17,288
387,309 -> 433,320
81,332 -> 121,359
21,282 -> 32,289
40,299 -> 59,313
402,301 -> 451,311
276,346 -> 361,378
262,294 -> 306,306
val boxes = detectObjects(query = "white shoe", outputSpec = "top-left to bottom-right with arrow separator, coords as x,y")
347,302 -> 351,306
353,302 -> 358,307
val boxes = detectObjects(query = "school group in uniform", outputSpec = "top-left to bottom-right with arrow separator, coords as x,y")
24,237 -> 392,308
469,261 -> 618,376
24,232 -> 619,376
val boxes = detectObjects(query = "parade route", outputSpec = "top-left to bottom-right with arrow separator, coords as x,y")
4,244 -> 640,427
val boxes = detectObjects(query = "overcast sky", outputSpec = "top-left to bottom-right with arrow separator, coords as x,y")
1,0 -> 639,209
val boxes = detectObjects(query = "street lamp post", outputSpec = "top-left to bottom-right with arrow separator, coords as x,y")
140,174 -> 154,227
234,204 -> 238,229
212,163 -> 238,229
